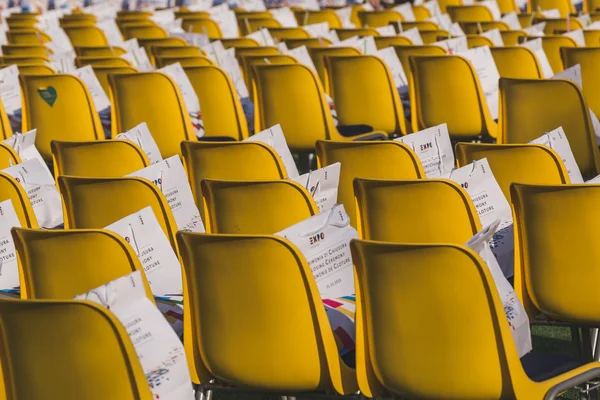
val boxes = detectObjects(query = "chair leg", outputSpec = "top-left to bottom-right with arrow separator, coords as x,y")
573,327 -> 584,360
583,328 -> 594,363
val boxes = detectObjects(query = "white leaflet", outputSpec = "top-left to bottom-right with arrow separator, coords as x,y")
3,129 -> 52,177
395,123 -> 454,177
530,126 -> 584,183
270,7 -> 298,27
158,63 -> 201,115
541,8 -> 561,18
433,36 -> 469,53
501,11 -> 521,29
481,28 -> 504,47
456,46 -> 500,119
0,200 -> 21,290
303,22 -> 330,38
245,124 -> 299,178
116,122 -> 163,164
521,38 -> 553,77
563,29 -> 586,46
400,27 -> 423,45
245,28 -> 276,47
375,25 -> 396,36
377,46 -> 408,92
96,19 -> 125,46
479,0 -> 502,20
286,45 -> 317,73
393,3 -> 416,21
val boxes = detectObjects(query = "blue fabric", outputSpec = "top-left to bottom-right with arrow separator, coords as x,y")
99,107 -> 112,140
521,351 -> 583,382
240,97 -> 255,135
8,109 -> 22,135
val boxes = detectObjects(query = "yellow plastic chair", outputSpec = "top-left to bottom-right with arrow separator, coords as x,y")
122,25 -> 168,40
59,20 -> 97,28
499,78 -> 600,179
11,64 -> 56,75
75,46 -> 127,57
253,64 -> 387,154
109,72 -> 196,157
240,18 -> 281,35
137,37 -> 187,56
294,10 -> 342,28
175,10 -> 210,18
117,10 -> 153,20
52,140 -> 150,178
412,5 -> 433,20
63,26 -> 109,47
92,66 -> 138,95
235,11 -> 273,19
530,0 -> 575,17
542,18 -> 584,34
437,0 -> 463,12
58,176 -> 179,249
537,35 -> 578,73
6,31 -> 52,45
75,56 -> 133,68
462,21 -> 510,34
583,30 -> 600,46
410,55 -> 498,141
20,74 -> 104,162
1,45 -> 50,58
419,29 -> 450,44
181,141 -> 286,218
13,228 -> 153,301
221,38 -> 260,48
152,45 -> 205,58
315,141 -> 425,225
501,30 -> 528,46
354,178 -> 479,242
60,13 -> 97,24
243,54 -> 297,99
358,10 -> 404,27
183,65 -> 249,140
155,55 -> 215,68
561,47 -> 600,119
393,46 -> 447,104
0,143 -> 21,169
447,5 -> 494,22
181,17 -> 223,38
511,184 -> 600,321
0,299 -> 153,399
0,56 -> 48,65
176,233 -> 359,392
519,13 -> 535,27
201,180 -> 318,234
117,20 -> 158,35
326,55 -> 407,136
0,100 -> 12,140
335,28 -> 380,40
234,46 -> 279,75
467,34 -> 496,48
455,142 -> 569,200
284,37 -> 332,49
399,21 -> 438,31
268,27 -> 310,40
374,36 -> 412,49
351,240 -> 600,399
0,172 -> 38,228
491,47 -> 543,79
6,19 -> 38,29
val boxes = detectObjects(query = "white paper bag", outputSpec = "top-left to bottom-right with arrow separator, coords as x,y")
210,8 -> 239,39
0,65 -> 21,118
393,3 -> 415,21
467,220 -> 532,357
285,45 -> 317,73
2,158 -> 62,228
541,8 -> 561,18
395,123 -> 454,178
447,157 -> 514,278
335,7 -> 355,28
158,63 -> 202,137
552,63 -> 582,88
2,129 -> 52,177
303,22 -> 330,38
45,26 -> 74,53
563,29 -> 586,46
427,13 -> 452,31
245,28 -> 276,47
530,126 -> 584,183
377,46 -> 409,92
433,36 -> 469,53
292,162 -> 341,212
245,124 -> 299,178
375,26 -> 396,36
456,46 -> 500,120
96,19 -> 125,46
481,28 -> 504,47
204,45 -> 249,100
116,122 -> 163,165
73,65 -> 111,112
277,204 -> 357,298
0,199 -> 21,290
75,271 -> 194,400
270,7 -> 298,27
478,0 -> 502,20
521,38 -> 553,78
128,156 -> 204,233
501,12 -> 522,30
357,36 -> 378,55
524,22 -> 546,36
104,206 -> 183,296
122,47 -> 154,72
400,27 -> 424,45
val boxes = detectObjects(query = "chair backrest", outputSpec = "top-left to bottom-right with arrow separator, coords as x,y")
327,55 -> 407,136
1,45 -> 49,58
455,143 -> 570,200
374,36 -> 412,49
52,140 -> 150,178
467,35 -> 495,48
154,55 -> 214,68
122,25 -> 168,40
358,10 -> 403,27
242,18 -> 281,35
0,98 -> 13,140
354,179 -> 480,242
76,46 -> 125,56
490,47 -> 542,79
20,74 -> 104,162
58,176 -> 178,249
400,21 -> 438,31
316,141 -> 425,225
583,30 -> 600,46
221,38 -> 260,48
541,35 -> 577,73
0,56 -> 48,65
244,54 -> 297,99
181,141 -> 287,215
447,5 -> 494,21
500,30 -> 527,46
13,64 -> 57,75
351,241 -> 519,398
75,56 -> 133,68
137,37 -> 187,56
6,31 -> 51,45
153,45 -> 204,58
201,179 -> 318,233
13,228 -> 153,300
462,21 -> 509,34
561,47 -> 600,118
92,65 -> 138,94
511,184 -> 600,321
542,18 -> 583,34
284,37 -> 332,49
269,27 -> 310,40
308,46 -> 361,92
234,46 -> 279,78
253,63 -> 339,152
530,0 -> 575,17
295,10 -> 342,29
0,143 -> 20,169
393,45 -> 446,97
0,171 -> 38,228
0,300 -> 152,399
499,78 -> 600,179
183,65 -> 248,140
176,232 -> 357,393
63,26 -> 109,47
181,18 -> 223,38
335,28 -> 380,40
419,29 -> 450,44
109,72 -> 196,157
410,55 -> 497,140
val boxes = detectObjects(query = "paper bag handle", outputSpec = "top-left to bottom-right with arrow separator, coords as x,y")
297,204 -> 350,236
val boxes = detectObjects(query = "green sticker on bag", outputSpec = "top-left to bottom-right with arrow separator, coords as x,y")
37,86 -> 57,107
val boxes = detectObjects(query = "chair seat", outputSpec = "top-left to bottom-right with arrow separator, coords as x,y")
521,351 -> 583,382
